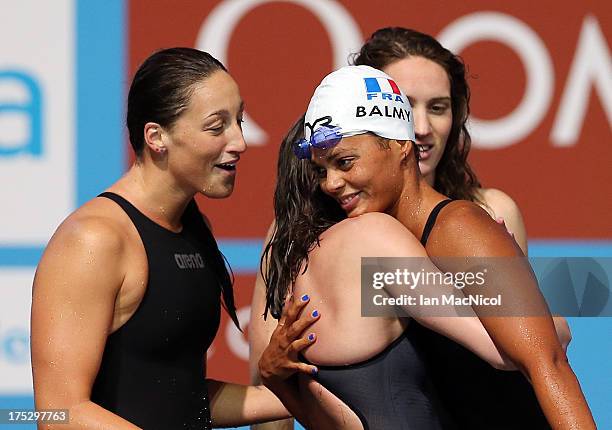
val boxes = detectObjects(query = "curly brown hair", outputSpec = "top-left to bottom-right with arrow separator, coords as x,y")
352,27 -> 482,203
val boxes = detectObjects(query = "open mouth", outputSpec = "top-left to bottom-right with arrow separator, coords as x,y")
417,144 -> 433,153
340,192 -> 359,205
215,162 -> 237,171
417,144 -> 434,160
338,192 -> 361,212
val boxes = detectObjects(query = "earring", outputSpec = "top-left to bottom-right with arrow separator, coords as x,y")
154,146 -> 166,153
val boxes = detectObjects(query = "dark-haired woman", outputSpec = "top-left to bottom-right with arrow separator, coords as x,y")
31,48 -> 315,429
352,27 -> 572,428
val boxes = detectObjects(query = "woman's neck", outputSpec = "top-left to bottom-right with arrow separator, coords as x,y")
424,168 -> 436,187
111,162 -> 193,232
390,176 -> 448,242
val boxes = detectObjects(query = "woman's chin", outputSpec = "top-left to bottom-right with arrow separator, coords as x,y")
418,160 -> 435,179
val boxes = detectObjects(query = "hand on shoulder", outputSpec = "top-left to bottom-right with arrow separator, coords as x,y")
476,188 -> 528,254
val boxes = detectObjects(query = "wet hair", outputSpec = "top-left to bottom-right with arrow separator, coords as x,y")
352,27 -> 483,203
262,115 -> 345,319
127,47 -> 227,157
127,48 -> 240,329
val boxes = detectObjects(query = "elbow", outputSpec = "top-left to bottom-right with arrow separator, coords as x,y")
519,348 -> 570,383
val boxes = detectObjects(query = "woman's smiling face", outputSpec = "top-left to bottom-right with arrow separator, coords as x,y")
312,133 -> 408,217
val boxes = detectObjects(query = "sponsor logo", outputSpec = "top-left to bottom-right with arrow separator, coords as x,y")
0,71 -> 43,158
174,253 -> 205,269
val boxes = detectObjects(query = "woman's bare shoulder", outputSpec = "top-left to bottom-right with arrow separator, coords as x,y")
431,200 -> 521,257
41,197 -> 133,267
476,187 -> 522,220
319,212 -> 425,258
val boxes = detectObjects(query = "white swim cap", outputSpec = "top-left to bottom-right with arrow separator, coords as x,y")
295,66 -> 415,159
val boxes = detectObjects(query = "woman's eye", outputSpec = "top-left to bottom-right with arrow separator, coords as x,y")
338,158 -> 353,169
430,104 -> 449,114
208,124 -> 224,133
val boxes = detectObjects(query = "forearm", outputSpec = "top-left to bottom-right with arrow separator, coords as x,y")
479,316 -> 593,429
525,354 -> 595,429
251,419 -> 295,430
208,380 -> 290,427
250,373 -> 294,430
36,400 -> 140,430
264,379 -> 312,429
417,315 -> 516,370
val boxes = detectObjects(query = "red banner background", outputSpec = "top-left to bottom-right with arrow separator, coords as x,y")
129,0 -> 611,383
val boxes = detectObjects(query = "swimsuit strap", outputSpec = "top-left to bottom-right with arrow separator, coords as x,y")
420,199 -> 453,246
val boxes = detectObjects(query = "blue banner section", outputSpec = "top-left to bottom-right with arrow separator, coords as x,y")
529,241 -> 612,257
76,0 -> 125,205
4,240 -> 612,269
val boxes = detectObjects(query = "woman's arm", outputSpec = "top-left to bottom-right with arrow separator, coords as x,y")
207,381 -> 290,427
32,217 -> 140,429
345,213 -> 515,369
486,189 -> 573,350
258,295 -> 322,429
430,202 -> 595,429
249,222 -> 295,430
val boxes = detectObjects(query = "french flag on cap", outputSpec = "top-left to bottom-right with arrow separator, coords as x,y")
363,77 -> 402,95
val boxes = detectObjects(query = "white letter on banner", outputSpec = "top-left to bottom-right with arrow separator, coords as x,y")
225,306 -> 251,360
196,0 -> 362,146
551,15 -> 612,147
438,12 -> 554,149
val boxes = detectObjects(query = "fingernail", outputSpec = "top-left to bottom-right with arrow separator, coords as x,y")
301,294 -> 309,302
311,367 -> 318,375
308,333 -> 316,341
311,310 -> 319,318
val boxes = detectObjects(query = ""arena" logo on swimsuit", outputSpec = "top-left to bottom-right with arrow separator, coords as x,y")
174,253 -> 205,269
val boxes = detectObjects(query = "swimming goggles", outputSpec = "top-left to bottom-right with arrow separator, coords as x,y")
293,125 -> 343,159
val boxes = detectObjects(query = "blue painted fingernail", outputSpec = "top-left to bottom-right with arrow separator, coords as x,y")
311,367 -> 318,375
308,333 -> 315,341
312,310 -> 319,318
301,294 -> 309,302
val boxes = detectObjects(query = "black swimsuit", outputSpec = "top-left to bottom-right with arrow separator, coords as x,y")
412,199 -> 550,429
90,192 -> 223,429
301,201 -> 460,430
306,330 -> 449,429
